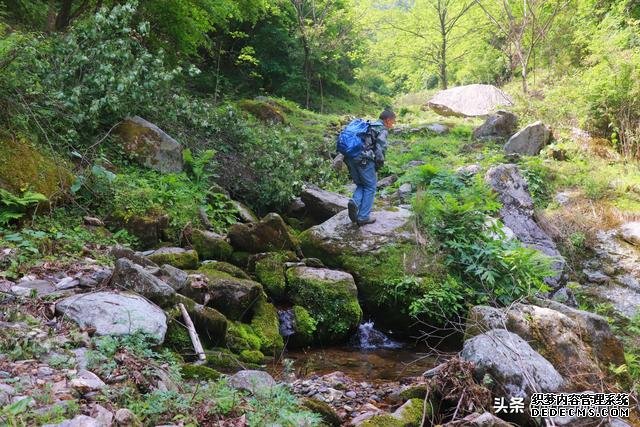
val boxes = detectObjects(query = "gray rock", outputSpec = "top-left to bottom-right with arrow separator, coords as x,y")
456,164 -> 482,176
405,160 -> 425,168
583,269 -> 610,283
147,247 -> 198,270
620,222 -> 640,246
114,408 -> 141,426
70,369 -> 106,393
464,305 -> 506,338
461,329 -> 563,399
159,264 -> 189,291
301,184 -> 350,223
485,164 -> 565,288
377,175 -> 397,189
92,404 -> 113,427
504,121 -> 552,155
472,110 -> 518,140
426,123 -> 449,134
116,116 -> 183,173
228,370 -> 276,394
111,258 -> 175,306
56,291 -> 167,343
301,208 -> 414,255
10,280 -> 55,297
56,277 -> 80,290
332,153 -> 345,171
287,197 -> 307,218
427,84 -> 513,117
43,415 -> 101,427
442,411 -> 512,426
397,183 -> 413,200
109,246 -> 157,268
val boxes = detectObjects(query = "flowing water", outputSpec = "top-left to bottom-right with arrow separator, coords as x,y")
275,312 -> 454,381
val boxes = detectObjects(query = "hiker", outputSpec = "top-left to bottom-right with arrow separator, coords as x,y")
343,109 -> 396,226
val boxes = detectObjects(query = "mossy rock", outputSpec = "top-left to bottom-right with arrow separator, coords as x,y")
148,248 -> 198,270
398,385 -> 429,401
204,349 -> 249,372
362,399 -> 427,427
286,266 -> 362,343
254,253 -> 289,300
230,251 -> 251,269
173,294 -> 228,346
199,261 -> 250,280
250,298 -> 284,354
164,315 -> 193,354
287,305 -> 317,348
188,267 -> 263,321
0,135 -> 72,201
238,99 -> 287,124
226,321 -> 262,353
110,212 -> 170,250
239,349 -> 265,364
228,213 -> 299,254
300,398 -> 341,427
191,229 -> 233,261
181,364 -> 221,381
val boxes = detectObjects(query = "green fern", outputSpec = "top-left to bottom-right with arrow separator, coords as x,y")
0,189 -> 47,225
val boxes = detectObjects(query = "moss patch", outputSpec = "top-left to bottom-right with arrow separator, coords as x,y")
254,253 -> 288,300
226,321 -> 262,353
191,229 -> 233,261
0,135 -> 72,200
239,349 -> 264,364
250,298 -> 284,354
286,267 -> 362,343
238,99 -> 287,124
148,249 -> 198,270
300,398 -> 341,427
362,399 -> 427,427
181,364 -> 221,381
199,261 -> 250,280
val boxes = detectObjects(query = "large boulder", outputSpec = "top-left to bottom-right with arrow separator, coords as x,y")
147,247 -> 198,270
111,258 -> 175,306
472,110 -> 518,141
286,266 -> 362,343
461,329 -> 564,399
56,291 -> 167,343
485,164 -> 565,288
0,135 -> 72,201
110,212 -> 169,249
249,298 -> 284,354
183,264 -> 264,321
426,84 -> 513,117
228,213 -> 298,253
504,121 -> 552,155
465,303 -> 625,390
172,294 -> 228,345
300,184 -> 349,223
300,208 -> 434,332
228,370 -> 276,394
619,222 -> 640,246
115,116 -> 183,173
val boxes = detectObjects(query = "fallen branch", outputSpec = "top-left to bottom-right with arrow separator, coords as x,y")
178,303 -> 206,362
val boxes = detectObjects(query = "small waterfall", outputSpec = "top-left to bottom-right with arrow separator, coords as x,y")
353,321 -> 402,350
278,309 -> 296,337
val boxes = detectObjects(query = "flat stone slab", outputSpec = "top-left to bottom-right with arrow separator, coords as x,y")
427,84 -> 513,117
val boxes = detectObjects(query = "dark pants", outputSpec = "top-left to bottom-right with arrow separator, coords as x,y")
345,156 -> 377,221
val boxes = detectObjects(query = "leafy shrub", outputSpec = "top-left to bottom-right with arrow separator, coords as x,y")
413,166 -> 553,307
0,189 -> 47,225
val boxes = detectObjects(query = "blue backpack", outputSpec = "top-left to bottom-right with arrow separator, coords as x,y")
337,118 -> 371,159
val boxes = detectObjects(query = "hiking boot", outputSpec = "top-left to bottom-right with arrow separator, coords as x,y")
357,217 -> 376,226
347,199 -> 358,223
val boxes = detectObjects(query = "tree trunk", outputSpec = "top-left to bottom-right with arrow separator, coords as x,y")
438,0 -> 448,89
55,0 -> 74,31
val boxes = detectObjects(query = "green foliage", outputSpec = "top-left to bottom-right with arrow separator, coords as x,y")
245,384 -> 322,426
414,167 -> 553,307
0,188 -> 47,226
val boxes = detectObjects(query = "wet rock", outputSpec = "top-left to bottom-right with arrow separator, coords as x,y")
461,329 -> 564,399
228,370 -> 276,394
286,266 -> 362,342
56,291 -> 167,343
472,110 -> 518,141
228,213 -> 298,253
147,247 -> 198,270
111,258 -> 175,306
11,280 -> 55,297
504,121 -> 552,155
190,229 -> 233,261
619,222 -> 640,246
301,184 -> 350,223
442,411 -> 512,426
485,164 -> 565,288
426,84 -> 513,117
116,116 -> 183,173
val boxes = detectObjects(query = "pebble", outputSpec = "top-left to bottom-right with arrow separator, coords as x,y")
344,405 -> 353,412
346,391 -> 357,398
55,277 -> 79,290
38,366 -> 54,377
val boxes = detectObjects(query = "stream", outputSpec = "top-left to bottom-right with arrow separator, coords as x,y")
273,316 -> 458,382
